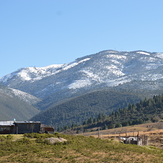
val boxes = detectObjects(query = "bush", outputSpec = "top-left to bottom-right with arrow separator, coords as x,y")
35,137 -> 45,143
24,133 -> 41,138
6,134 -> 13,140
17,137 -> 32,144
0,136 -> 6,142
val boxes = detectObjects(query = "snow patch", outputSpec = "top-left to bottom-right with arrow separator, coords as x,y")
63,58 -> 90,71
43,64 -> 63,69
81,70 -> 102,82
112,70 -> 124,76
18,70 -> 32,81
139,56 -> 157,63
105,65 -> 124,76
68,79 -> 92,89
11,88 -> 39,104
11,88 -> 31,97
106,54 -> 126,60
145,63 -> 162,70
140,74 -> 163,81
0,64 -> 64,83
106,77 -> 130,87
155,53 -> 163,59
136,51 -> 150,55
110,59 -> 121,65
106,65 -> 118,69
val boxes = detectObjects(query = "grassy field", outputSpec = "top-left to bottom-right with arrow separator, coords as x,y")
0,131 -> 163,163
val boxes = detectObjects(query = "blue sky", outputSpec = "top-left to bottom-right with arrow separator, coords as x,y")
0,0 -> 163,77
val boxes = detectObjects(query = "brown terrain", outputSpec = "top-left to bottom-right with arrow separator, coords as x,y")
82,122 -> 163,149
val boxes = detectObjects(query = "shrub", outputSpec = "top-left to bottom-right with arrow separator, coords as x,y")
6,134 -> 13,140
17,137 -> 32,144
0,136 -> 6,142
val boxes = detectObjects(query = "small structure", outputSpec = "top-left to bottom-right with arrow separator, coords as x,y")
119,135 -> 148,146
0,121 -> 15,134
40,124 -> 54,134
0,121 -> 41,134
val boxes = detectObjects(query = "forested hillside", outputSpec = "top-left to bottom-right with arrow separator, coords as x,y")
31,90 -> 141,128
69,94 -> 163,132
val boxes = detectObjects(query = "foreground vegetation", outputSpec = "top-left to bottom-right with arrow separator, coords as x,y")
0,133 -> 163,163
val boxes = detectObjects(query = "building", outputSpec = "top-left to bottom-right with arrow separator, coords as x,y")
119,135 -> 148,146
0,121 -> 41,134
0,121 -> 15,134
40,124 -> 55,134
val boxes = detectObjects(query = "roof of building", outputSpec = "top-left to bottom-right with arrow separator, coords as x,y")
14,121 -> 41,124
0,121 -> 41,126
0,121 -> 14,126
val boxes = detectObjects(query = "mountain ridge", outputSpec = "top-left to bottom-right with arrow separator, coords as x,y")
0,50 -> 163,96
1,50 -> 163,111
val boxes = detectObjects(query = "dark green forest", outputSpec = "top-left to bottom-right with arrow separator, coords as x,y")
62,94 -> 163,132
31,90 -> 141,128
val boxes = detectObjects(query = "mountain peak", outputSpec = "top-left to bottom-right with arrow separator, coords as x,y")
0,64 -> 63,83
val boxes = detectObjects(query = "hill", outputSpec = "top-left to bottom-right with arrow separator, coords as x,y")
31,90 -> 141,128
0,84 -> 40,120
71,94 -> 163,132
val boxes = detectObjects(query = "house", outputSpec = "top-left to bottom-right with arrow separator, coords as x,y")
0,121 -> 41,134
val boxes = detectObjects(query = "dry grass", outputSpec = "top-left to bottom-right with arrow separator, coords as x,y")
1,130 -> 163,162
1,134 -> 24,141
83,122 -> 163,150
84,122 -> 161,136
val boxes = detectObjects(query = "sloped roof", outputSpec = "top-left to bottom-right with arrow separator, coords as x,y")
0,121 -> 40,126
0,121 -> 14,126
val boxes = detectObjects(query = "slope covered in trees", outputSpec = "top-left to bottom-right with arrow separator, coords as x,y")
69,94 -> 163,132
31,90 -> 141,128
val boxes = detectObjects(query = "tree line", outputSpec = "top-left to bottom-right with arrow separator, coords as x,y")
59,94 -> 163,132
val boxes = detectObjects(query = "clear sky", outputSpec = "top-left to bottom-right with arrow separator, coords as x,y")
0,0 -> 163,78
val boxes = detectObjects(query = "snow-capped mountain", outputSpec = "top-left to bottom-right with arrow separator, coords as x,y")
1,64 -> 63,84
1,50 -> 163,102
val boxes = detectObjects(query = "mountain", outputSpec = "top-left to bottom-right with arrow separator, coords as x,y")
30,90 -> 141,128
1,50 -> 163,111
0,84 -> 40,120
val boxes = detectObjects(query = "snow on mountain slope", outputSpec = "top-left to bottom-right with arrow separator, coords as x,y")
0,85 -> 40,105
1,50 -> 163,100
0,84 -> 40,120
10,88 -> 40,105
1,64 -> 63,83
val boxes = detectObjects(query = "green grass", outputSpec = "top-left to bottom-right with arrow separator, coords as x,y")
0,133 -> 163,162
